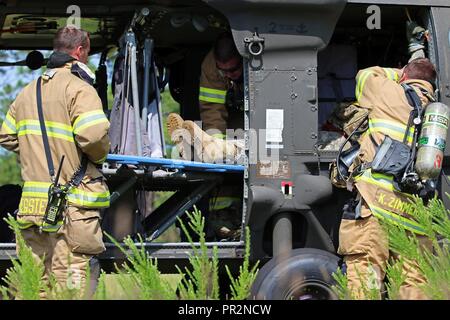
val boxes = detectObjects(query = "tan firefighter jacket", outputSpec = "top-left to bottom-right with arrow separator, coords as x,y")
199,49 -> 243,136
0,62 -> 110,231
350,66 -> 434,234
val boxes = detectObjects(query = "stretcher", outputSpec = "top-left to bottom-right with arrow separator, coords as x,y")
102,154 -> 244,241
105,154 -> 245,173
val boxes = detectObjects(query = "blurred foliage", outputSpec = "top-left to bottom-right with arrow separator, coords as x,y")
333,196 -> 450,300
0,153 -> 22,185
0,50 -> 41,187
161,89 -> 180,156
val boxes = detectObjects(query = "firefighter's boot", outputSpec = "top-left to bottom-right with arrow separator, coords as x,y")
167,113 -> 192,160
167,113 -> 184,137
182,120 -> 240,163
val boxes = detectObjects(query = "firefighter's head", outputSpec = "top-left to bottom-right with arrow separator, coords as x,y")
400,58 -> 437,85
214,32 -> 243,82
53,27 -> 90,64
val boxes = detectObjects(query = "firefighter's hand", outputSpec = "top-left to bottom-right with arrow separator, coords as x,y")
406,21 -> 427,54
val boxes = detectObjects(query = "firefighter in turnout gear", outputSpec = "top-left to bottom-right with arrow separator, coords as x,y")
0,27 -> 110,298
167,33 -> 244,240
199,32 -> 244,136
168,32 -> 244,164
338,58 -> 437,299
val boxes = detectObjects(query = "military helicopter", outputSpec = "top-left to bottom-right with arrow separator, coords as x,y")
0,0 -> 449,299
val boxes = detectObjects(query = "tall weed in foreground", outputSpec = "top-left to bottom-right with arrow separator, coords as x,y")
176,206 -> 220,299
332,196 -> 450,300
105,233 -> 177,300
1,215 -> 45,300
1,215 -> 94,300
178,207 -> 259,300
1,207 -> 259,300
92,271 -> 108,300
105,205 -> 258,300
226,226 -> 259,300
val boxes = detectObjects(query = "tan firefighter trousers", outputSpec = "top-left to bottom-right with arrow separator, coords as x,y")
338,212 -> 432,300
18,206 -> 105,299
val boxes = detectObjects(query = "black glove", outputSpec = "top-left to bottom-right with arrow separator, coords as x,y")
406,21 -> 427,55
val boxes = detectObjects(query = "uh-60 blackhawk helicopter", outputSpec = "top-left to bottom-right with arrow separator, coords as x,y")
0,0 -> 449,299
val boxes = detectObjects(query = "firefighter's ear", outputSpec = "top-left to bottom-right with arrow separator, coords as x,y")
68,46 -> 81,61
70,45 -> 88,63
399,69 -> 408,82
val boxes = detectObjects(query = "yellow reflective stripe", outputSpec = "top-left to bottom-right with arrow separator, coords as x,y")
6,112 -> 16,128
393,70 -> 399,82
16,217 -> 63,232
356,171 -> 395,192
200,87 -> 227,96
199,96 -> 225,103
24,181 -> 52,188
383,68 -> 392,80
21,191 -> 48,199
16,120 -> 72,132
16,218 -> 34,229
370,205 -> 426,235
210,197 -> 240,211
22,182 -> 110,208
368,118 -> 414,143
67,189 -> 110,208
370,171 -> 394,182
356,70 -> 373,101
75,118 -> 108,134
22,181 -> 50,198
18,129 -> 74,142
383,68 -> 398,82
17,119 -> 74,142
390,69 -> 399,82
73,110 -> 108,135
199,87 -> 226,104
41,220 -> 63,232
2,112 -> 17,134
355,169 -> 412,196
211,133 -> 226,139
94,154 -> 108,164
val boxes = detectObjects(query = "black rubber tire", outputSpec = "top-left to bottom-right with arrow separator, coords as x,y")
250,248 -> 340,300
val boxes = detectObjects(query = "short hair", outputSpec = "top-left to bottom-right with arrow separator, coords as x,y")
404,58 -> 437,84
53,27 -> 89,53
213,32 -> 240,63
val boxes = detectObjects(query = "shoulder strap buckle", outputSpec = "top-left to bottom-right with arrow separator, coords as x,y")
42,69 -> 57,80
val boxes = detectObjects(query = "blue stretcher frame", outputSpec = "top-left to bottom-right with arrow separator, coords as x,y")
106,154 -> 245,173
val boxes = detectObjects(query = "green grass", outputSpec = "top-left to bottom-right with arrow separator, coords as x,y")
161,90 -> 180,158
1,207 -> 258,300
100,274 -> 182,299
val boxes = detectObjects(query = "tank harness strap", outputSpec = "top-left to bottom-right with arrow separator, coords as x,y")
401,83 -> 424,176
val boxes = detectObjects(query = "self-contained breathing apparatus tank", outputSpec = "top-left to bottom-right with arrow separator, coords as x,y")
415,102 -> 450,180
